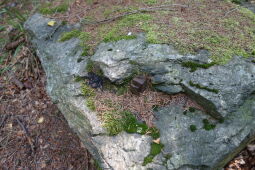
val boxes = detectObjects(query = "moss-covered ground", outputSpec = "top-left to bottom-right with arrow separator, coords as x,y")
44,0 -> 255,64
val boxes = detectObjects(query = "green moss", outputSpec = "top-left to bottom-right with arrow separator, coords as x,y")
85,60 -> 103,75
59,30 -> 92,55
74,76 -> 84,82
102,111 -> 125,135
81,83 -> 96,97
239,7 -> 255,22
103,34 -> 136,43
183,110 -> 188,115
189,81 -> 219,94
143,155 -> 154,165
147,127 -> 160,139
190,125 -> 197,132
181,61 -> 216,72
39,3 -> 68,15
188,107 -> 196,112
59,30 -> 90,42
143,142 -> 164,166
86,97 -> 96,111
202,119 -> 216,131
59,30 -> 80,41
101,13 -> 153,43
164,154 -> 172,160
144,0 -> 157,5
219,118 -> 225,124
81,45 -> 90,56
116,85 -> 128,96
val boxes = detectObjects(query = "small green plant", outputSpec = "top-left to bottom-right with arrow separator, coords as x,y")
190,125 -> 197,132
202,119 -> 216,131
189,81 -> 219,94
143,142 -> 164,166
181,61 -> 215,72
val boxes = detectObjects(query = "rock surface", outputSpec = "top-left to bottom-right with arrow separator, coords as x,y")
25,13 -> 255,170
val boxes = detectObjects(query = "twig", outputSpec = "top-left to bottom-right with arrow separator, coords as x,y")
82,4 -> 188,25
224,7 -> 238,17
7,71 -> 24,89
15,117 -> 35,153
4,37 -> 25,51
0,115 -> 7,128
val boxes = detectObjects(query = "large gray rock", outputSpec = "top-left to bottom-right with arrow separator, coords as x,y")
25,13 -> 255,170
91,38 -> 255,119
24,13 -> 166,170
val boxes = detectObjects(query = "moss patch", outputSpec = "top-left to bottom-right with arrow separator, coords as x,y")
203,119 -> 216,131
59,30 -> 92,56
181,61 -> 216,72
189,81 -> 219,94
143,142 -> 164,166
189,125 -> 197,132
81,83 -> 96,97
188,107 -> 196,112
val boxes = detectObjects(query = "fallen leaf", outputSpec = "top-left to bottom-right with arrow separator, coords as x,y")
47,21 -> 56,27
153,138 -> 160,144
8,123 -> 12,129
38,117 -> 44,123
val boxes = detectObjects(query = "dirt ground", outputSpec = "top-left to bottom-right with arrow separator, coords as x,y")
0,69 -> 96,169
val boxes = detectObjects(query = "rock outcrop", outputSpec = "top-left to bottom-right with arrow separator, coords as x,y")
25,13 -> 255,170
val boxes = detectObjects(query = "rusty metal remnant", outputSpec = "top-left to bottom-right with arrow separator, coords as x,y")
130,75 -> 148,94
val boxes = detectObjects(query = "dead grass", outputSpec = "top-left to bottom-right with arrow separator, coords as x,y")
94,87 -> 204,127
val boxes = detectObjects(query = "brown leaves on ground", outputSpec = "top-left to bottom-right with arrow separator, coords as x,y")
95,87 -> 203,127
225,140 -> 255,170
0,71 -> 95,169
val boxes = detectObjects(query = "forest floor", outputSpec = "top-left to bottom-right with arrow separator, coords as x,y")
0,0 -> 255,169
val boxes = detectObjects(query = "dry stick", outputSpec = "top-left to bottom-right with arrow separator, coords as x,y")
81,4 -> 188,25
15,117 -> 35,153
224,7 -> 238,17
